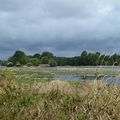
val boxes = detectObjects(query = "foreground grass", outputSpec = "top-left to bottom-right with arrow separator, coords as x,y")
0,77 -> 120,120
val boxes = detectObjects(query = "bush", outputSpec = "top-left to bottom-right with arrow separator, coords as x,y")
49,59 -> 57,67
27,62 -> 33,67
30,58 -> 40,66
41,56 -> 49,64
16,62 -> 21,67
8,50 -> 29,65
6,62 -> 14,67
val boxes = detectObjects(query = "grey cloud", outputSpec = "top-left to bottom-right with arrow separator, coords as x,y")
0,0 -> 120,59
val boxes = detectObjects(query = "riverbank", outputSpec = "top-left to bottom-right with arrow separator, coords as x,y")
0,68 -> 120,119
0,78 -> 120,120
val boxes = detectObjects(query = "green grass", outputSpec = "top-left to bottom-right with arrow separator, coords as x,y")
0,69 -> 54,84
0,68 -> 120,120
40,67 -> 119,77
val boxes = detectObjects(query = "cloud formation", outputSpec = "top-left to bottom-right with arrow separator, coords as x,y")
0,0 -> 120,59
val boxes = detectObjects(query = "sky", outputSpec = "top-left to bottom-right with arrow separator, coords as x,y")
0,0 -> 120,59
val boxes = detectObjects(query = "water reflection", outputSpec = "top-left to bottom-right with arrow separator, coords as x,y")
54,74 -> 120,85
54,74 -> 104,81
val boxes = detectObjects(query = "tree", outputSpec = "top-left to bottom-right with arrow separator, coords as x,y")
8,50 -> 29,66
49,59 -> 57,67
27,62 -> 33,67
15,62 -> 21,67
33,53 -> 41,59
41,51 -> 54,59
30,58 -> 40,66
80,51 -> 88,65
41,56 -> 50,64
6,62 -> 14,67
41,51 -> 54,64
73,57 -> 80,66
0,60 -> 2,66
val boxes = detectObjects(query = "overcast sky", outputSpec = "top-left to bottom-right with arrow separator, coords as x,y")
0,0 -> 120,59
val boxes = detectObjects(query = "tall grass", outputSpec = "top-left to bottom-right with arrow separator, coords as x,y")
0,77 -> 120,120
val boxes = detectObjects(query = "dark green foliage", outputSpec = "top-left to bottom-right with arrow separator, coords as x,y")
8,50 -> 29,66
41,56 -> 50,64
6,62 -> 14,67
33,53 -> 41,59
3,50 -> 120,67
30,58 -> 40,66
1,61 -> 7,66
27,62 -> 33,67
0,60 -> 2,66
40,51 -> 54,64
55,52 -> 120,66
15,62 -> 21,67
49,59 -> 57,67
41,51 -> 54,59
80,51 -> 88,65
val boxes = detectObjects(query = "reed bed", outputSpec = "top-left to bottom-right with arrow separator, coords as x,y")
0,76 -> 120,120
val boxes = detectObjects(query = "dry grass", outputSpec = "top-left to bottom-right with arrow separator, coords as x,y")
0,78 -> 120,120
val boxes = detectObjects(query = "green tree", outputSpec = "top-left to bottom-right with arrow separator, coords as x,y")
41,51 -> 54,59
6,62 -> 14,67
41,51 -> 54,64
30,58 -> 40,66
27,62 -> 33,67
80,51 -> 88,65
49,59 -> 57,67
33,53 -> 41,59
8,50 -> 29,66
41,56 -> 50,64
15,62 -> 21,67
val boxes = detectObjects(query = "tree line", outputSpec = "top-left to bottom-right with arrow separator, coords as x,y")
55,51 -> 120,66
1,50 -> 120,67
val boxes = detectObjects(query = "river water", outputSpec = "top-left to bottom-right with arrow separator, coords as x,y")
54,74 -> 120,85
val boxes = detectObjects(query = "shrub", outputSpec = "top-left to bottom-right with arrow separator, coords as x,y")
41,56 -> 49,64
16,62 -> 21,67
49,59 -> 57,67
8,50 -> 29,65
6,62 -> 14,67
30,58 -> 40,66
27,62 -> 33,67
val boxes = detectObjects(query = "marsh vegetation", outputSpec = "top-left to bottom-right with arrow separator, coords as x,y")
0,67 -> 120,120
